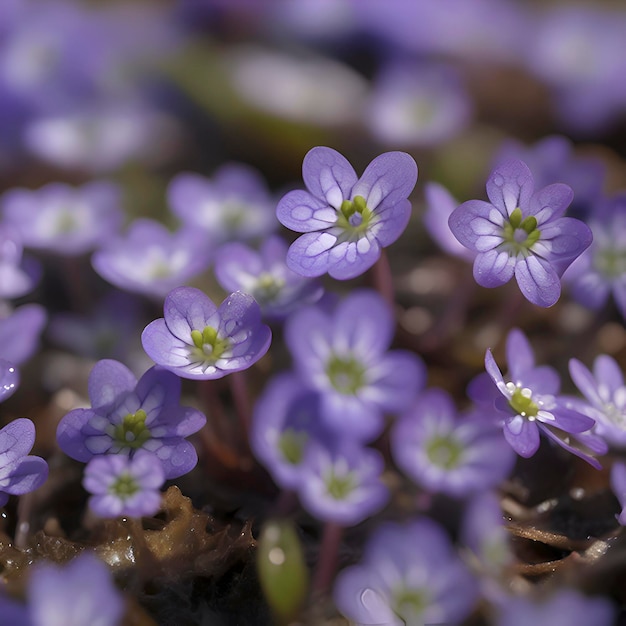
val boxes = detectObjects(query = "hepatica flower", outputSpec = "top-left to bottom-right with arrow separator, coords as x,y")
276,146 -> 417,280
0,418 -> 49,506
449,159 -> 592,306
56,360 -> 206,479
284,289 -> 425,442
0,225 -> 41,300
141,287 -> 271,380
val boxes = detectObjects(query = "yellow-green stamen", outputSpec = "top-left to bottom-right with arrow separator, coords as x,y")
113,409 -> 151,449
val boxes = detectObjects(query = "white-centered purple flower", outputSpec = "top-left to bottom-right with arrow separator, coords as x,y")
92,218 -> 211,300
482,328 -> 603,466
1,181 -> 124,256
0,225 -> 41,300
276,146 -> 417,280
334,518 -> 478,626
168,164 -> 276,244
448,159 -> 592,307
141,287 -> 272,380
214,235 -> 324,319
83,450 -> 165,518
569,354 -> 626,449
56,360 -> 206,479
391,388 -> 515,498
0,418 -> 49,507
284,289 -> 426,442
296,439 -> 389,526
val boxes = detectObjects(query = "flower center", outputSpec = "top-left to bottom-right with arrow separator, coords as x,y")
326,354 -> 366,394
277,428 -> 308,465
113,409 -> 151,449
392,587 -> 430,622
425,435 -> 464,469
55,210 -> 78,234
593,247 -> 626,278
324,465 -> 356,500
109,472 -> 139,499
336,195 -> 374,239
501,207 -> 540,256
253,272 -> 285,304
190,326 -> 230,362
506,383 -> 539,419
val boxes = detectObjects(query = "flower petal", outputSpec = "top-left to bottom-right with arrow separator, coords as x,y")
302,147 -> 357,208
514,255 -> 561,307
486,159 -> 534,217
276,189 -> 337,232
473,249 -> 515,288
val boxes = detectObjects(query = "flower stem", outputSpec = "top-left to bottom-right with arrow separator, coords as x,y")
311,521 -> 344,596
369,248 -> 395,310
229,370 -> 252,449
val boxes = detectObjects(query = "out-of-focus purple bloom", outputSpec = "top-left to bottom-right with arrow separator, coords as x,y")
569,354 -> 626,449
251,372 -> 331,490
0,304 -> 47,365
495,588 -> 615,626
1,181 -> 123,256
493,135 -> 606,219
296,440 -> 388,526
366,62 -> 472,148
483,328 -> 603,466
0,359 -> 19,403
334,517 -> 478,626
392,388 -> 514,497
83,449 -> 164,518
610,461 -> 626,526
423,182 -> 475,261
0,225 -> 41,300
0,594 -> 28,625
214,235 -> 323,319
285,289 -> 426,442
449,159 -> 592,307
28,552 -> 125,626
142,287 -> 271,380
168,164 -> 276,244
92,218 -> 211,300
276,147 -> 417,280
563,195 -> 626,318
56,360 -> 206,479
0,418 -> 49,507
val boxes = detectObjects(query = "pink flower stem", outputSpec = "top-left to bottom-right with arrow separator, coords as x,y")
369,248 -> 395,310
311,521 -> 344,597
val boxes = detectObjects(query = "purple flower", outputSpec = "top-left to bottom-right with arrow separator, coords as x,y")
296,440 -> 388,526
168,164 -> 276,244
333,518 -> 478,626
0,304 -> 47,365
569,354 -> 626,448
276,146 -> 417,280
482,328 -> 602,466
1,181 -> 123,256
0,359 -> 19,403
610,461 -> 626,526
83,450 -> 165,518
448,159 -> 592,306
391,388 -> 515,497
284,289 -> 426,442
56,360 -> 206,479
141,287 -> 272,380
563,195 -> 626,317
92,218 -> 211,299
28,553 -> 125,626
214,235 -> 323,319
0,225 -> 41,300
495,588 -> 615,626
0,418 -> 49,507
250,372 -> 331,490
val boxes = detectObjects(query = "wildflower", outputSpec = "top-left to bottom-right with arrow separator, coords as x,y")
0,225 -> 41,300
0,418 -> 49,507
482,328 -> 602,466
56,360 -> 206,479
1,181 -> 123,256
391,388 -> 514,497
214,235 -> 324,319
276,146 -> 417,279
0,359 -> 19,403
83,450 -> 164,518
448,159 -> 592,306
284,289 -> 425,442
91,218 -> 211,299
141,286 -> 271,380
0,304 -> 47,366
334,518 -> 478,626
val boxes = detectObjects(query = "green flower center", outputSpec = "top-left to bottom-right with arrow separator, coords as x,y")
113,409 -> 151,449
110,472 -> 139,499
507,383 -> 539,419
425,435 -> 464,470
325,465 -> 356,500
326,354 -> 366,394
593,247 -> 626,278
190,326 -> 230,362
277,428 -> 308,465
501,207 -> 541,255
392,587 -> 430,623
336,195 -> 375,238
56,210 -> 78,234
253,272 -> 285,304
